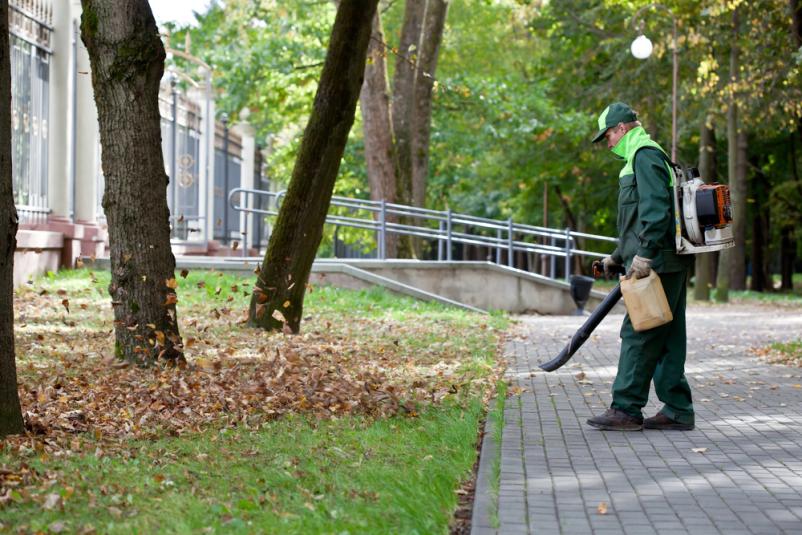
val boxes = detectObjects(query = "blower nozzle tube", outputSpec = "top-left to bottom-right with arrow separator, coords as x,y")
539,285 -> 623,372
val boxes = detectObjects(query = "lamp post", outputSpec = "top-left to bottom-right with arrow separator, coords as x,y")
630,3 -> 678,162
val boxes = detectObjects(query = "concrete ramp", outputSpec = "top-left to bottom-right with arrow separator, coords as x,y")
308,262 -> 486,314
311,260 -> 620,315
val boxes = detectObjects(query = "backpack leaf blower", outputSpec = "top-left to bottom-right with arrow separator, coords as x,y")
671,164 -> 734,254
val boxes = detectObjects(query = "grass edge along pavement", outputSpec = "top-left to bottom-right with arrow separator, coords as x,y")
1,268 -> 509,534
488,380 -> 507,529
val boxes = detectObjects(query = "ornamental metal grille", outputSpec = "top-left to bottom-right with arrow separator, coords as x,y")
213,127 -> 242,244
9,0 -> 53,223
160,91 -> 203,241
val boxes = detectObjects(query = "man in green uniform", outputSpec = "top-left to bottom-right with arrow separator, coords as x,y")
586,102 -> 695,431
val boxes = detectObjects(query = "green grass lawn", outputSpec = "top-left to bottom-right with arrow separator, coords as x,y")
1,268 -> 509,534
1,405 -> 485,534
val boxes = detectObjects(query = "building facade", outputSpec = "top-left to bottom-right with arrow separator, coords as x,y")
11,0 -> 263,285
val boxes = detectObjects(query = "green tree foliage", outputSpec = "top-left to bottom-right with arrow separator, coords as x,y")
174,0 -> 336,182
176,0 -> 801,284
427,0 -> 622,239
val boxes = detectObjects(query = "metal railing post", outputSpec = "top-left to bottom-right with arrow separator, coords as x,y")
564,227 -> 572,281
241,190 -> 248,258
507,218 -> 514,267
496,228 -> 502,264
446,209 -> 453,262
378,199 -> 387,260
550,236 -> 557,278
438,220 -> 444,261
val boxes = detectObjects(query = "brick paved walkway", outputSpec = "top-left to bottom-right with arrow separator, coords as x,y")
472,303 -> 802,535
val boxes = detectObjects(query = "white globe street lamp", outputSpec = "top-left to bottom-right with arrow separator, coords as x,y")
630,3 -> 678,161
630,35 -> 653,59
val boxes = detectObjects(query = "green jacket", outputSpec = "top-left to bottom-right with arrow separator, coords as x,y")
609,127 -> 690,273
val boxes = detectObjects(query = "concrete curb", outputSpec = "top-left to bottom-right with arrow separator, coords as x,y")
471,406 -> 500,534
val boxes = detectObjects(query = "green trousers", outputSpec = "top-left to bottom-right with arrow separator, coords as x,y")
611,269 -> 694,425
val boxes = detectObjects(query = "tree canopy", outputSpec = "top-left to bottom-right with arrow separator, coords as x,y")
173,0 -> 802,286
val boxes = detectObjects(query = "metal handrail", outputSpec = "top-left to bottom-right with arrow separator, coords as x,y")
227,187 -> 618,280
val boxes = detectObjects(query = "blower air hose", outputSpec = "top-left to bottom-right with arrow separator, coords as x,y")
539,264 -> 625,372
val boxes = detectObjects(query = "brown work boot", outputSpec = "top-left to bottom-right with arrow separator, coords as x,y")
643,413 -> 694,431
586,408 -> 643,431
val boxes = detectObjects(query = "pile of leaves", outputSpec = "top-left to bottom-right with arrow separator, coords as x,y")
752,340 -> 802,367
6,269 -> 505,451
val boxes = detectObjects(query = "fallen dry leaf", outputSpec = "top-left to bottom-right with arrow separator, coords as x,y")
597,502 -> 608,515
42,493 -> 61,511
4,271 -> 506,511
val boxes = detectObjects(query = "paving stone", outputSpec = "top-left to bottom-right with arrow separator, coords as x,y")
472,305 -> 802,535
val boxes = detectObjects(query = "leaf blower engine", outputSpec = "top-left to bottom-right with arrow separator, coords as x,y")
671,164 -> 734,254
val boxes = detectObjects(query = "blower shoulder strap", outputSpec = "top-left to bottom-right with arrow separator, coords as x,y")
631,146 -> 676,188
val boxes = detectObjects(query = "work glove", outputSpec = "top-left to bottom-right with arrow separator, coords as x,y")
627,255 -> 652,279
601,255 -> 621,279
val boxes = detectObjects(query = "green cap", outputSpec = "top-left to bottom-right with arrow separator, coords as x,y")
591,102 -> 638,143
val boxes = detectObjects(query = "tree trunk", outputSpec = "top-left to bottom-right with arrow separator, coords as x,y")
553,183 -> 581,276
553,183 -> 577,230
780,227 -> 796,290
391,0 -> 425,258
392,0 -> 424,209
782,0 -> 801,291
81,0 -> 183,364
361,0 -> 448,259
750,211 -> 766,292
360,13 -> 398,258
411,0 -> 448,210
781,131 -> 800,290
694,117 -> 716,301
249,0 -> 378,333
0,0 -> 24,437
716,7 -> 740,303
730,130 -> 748,290
749,154 -> 770,292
